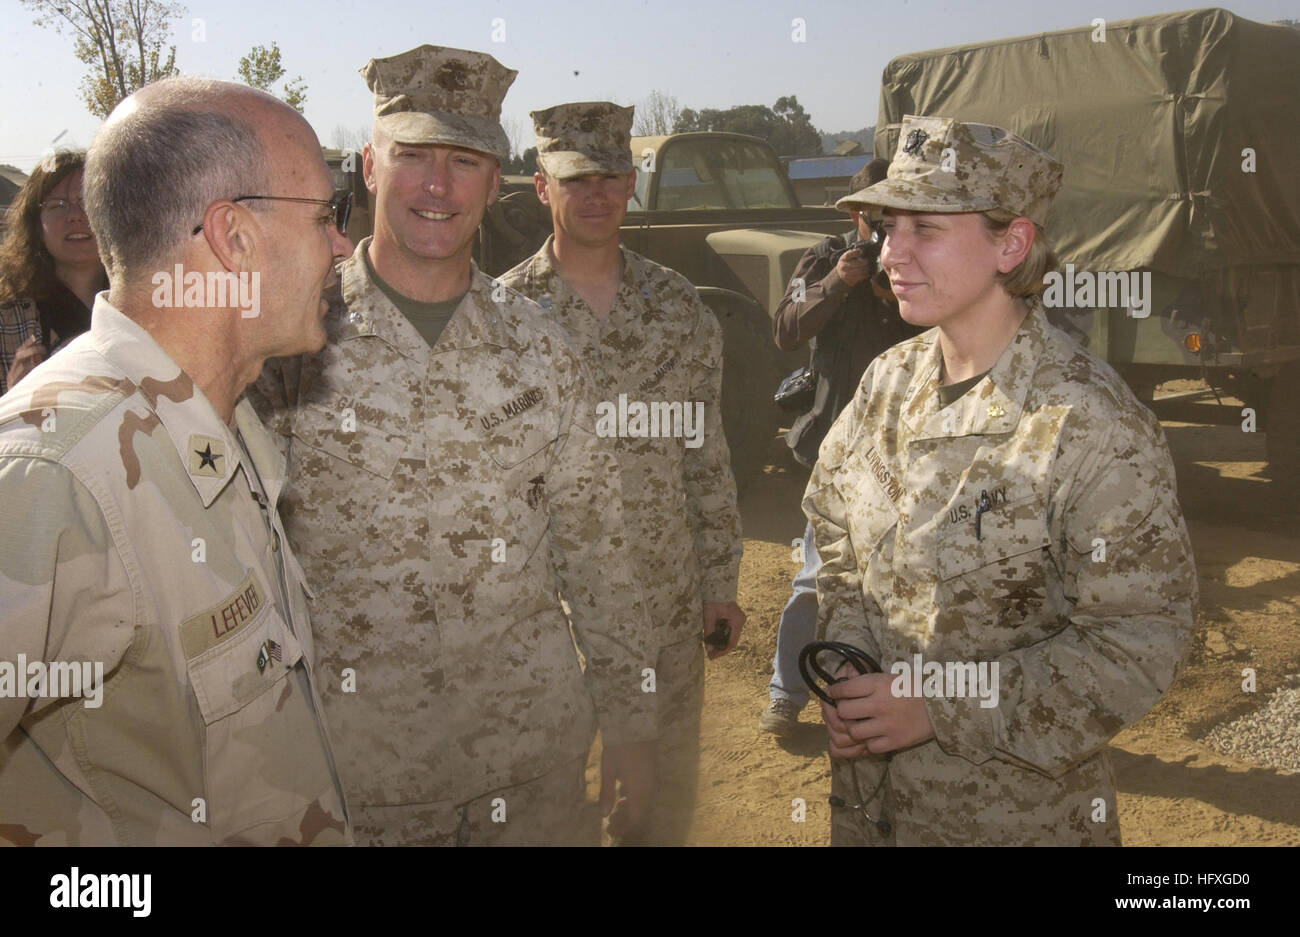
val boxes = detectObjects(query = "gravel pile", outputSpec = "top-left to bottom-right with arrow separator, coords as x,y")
1199,674 -> 1300,774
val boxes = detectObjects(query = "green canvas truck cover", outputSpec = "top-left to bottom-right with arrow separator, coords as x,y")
874,8 -> 1300,279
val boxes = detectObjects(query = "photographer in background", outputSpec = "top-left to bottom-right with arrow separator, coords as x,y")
0,151 -> 107,395
760,158 -> 924,736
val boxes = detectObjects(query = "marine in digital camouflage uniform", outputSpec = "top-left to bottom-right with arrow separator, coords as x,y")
0,79 -> 351,845
251,48 -> 657,846
804,115 -> 1197,845
499,102 -> 744,845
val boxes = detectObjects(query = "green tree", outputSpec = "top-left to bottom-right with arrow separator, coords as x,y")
504,146 -> 538,176
773,96 -> 822,155
237,41 -> 307,113
674,97 -> 822,156
677,104 -> 772,139
22,0 -> 183,119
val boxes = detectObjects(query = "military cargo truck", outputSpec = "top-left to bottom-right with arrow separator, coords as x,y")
323,148 -> 373,246
333,132 -> 848,489
874,8 -> 1300,498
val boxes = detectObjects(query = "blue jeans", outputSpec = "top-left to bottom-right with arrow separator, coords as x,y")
769,521 -> 820,706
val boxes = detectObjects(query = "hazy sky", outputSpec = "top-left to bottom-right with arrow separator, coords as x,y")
1,0 -> 1295,171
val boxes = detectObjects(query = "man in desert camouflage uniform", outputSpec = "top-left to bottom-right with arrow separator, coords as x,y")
0,78 -> 352,845
804,115 -> 1197,845
499,102 -> 744,845
252,48 -> 657,846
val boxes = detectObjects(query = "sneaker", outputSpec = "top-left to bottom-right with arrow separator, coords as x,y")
759,698 -> 801,736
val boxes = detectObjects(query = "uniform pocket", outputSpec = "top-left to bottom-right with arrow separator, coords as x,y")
291,403 -> 405,480
477,422 -> 555,585
480,388 -> 556,471
485,424 -> 554,470
937,495 -> 1050,580
937,494 -> 1053,634
186,602 -> 307,840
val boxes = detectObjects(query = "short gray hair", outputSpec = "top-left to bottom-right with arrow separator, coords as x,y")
84,77 -> 272,280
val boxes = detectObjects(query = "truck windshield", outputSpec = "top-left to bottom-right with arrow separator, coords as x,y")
630,138 -> 797,211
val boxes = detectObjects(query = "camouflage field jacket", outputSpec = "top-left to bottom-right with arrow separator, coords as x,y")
805,298 -> 1198,845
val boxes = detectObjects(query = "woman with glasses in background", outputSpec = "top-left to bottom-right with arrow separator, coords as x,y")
0,151 -> 108,395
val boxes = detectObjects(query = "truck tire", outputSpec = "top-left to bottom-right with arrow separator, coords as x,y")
1265,364 -> 1299,512
699,288 -> 784,493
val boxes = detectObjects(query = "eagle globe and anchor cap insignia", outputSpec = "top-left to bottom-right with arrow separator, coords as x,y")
360,44 -> 518,160
902,128 -> 929,156
834,115 -> 1064,227
531,101 -> 636,179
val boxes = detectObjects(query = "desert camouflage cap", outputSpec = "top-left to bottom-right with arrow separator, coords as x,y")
532,102 -> 634,179
361,44 -> 516,160
836,115 -> 1063,226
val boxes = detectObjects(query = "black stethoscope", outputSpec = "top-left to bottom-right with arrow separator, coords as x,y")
798,641 -> 893,836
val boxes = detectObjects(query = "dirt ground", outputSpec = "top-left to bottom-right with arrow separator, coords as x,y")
685,385 -> 1300,846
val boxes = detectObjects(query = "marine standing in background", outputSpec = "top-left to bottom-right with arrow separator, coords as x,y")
500,102 -> 745,845
252,47 -> 658,846
0,77 -> 352,845
805,115 -> 1197,845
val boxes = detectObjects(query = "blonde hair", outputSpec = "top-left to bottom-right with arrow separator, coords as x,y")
980,208 -> 1057,298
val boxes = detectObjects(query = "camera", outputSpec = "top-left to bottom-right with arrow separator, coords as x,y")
829,224 -> 884,270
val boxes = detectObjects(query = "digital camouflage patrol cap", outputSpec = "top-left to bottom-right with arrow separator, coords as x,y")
361,44 -> 516,160
531,102 -> 635,179
836,115 -> 1064,226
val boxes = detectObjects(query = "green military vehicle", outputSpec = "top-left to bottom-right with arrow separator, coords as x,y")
874,8 -> 1300,498
331,133 -> 848,489
324,148 -> 373,244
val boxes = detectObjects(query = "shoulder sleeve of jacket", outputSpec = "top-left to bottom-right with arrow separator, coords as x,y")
773,240 -> 845,353
495,257 -> 531,294
801,359 -> 886,657
683,291 -> 742,604
542,338 -> 658,745
924,405 -> 1198,777
0,457 -> 135,739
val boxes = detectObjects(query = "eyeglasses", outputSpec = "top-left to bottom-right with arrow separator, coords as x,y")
40,197 -> 88,218
191,191 -> 353,236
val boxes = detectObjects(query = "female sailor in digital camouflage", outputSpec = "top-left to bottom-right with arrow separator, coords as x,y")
804,115 -> 1197,845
